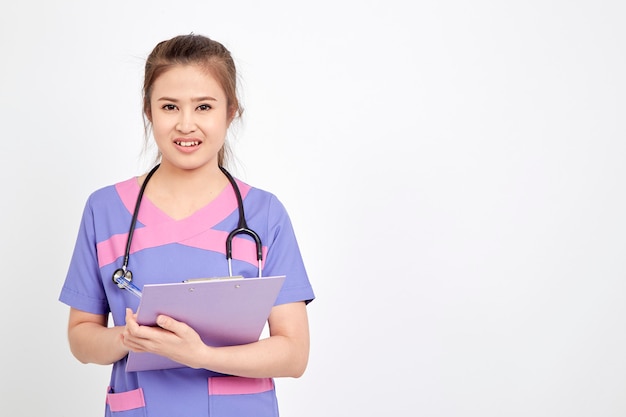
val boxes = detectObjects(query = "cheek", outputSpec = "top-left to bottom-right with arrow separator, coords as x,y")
151,116 -> 170,137
151,127 -> 170,148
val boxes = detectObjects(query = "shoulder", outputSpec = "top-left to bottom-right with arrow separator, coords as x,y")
239,180 -> 288,213
77,177 -> 139,237
238,182 -> 298,239
84,177 -> 137,210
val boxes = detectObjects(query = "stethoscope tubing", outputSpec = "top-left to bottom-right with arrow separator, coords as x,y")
112,164 -> 263,292
220,166 -> 263,277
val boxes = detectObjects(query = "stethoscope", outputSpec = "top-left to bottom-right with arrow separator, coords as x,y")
112,164 -> 263,295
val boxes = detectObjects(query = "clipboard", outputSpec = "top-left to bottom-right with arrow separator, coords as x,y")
125,275 -> 286,372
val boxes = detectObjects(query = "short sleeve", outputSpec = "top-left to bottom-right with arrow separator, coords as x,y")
262,195 -> 315,305
58,195 -> 109,315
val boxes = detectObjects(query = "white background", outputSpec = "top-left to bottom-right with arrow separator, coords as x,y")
1,1 -> 625,416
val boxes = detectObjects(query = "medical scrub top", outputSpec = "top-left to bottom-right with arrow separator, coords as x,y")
59,175 -> 315,417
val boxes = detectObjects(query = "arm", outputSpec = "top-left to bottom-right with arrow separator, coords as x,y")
68,308 -> 129,365
122,301 -> 310,378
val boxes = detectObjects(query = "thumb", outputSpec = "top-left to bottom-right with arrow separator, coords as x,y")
125,308 -> 136,323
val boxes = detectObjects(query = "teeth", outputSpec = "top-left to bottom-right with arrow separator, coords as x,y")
176,141 -> 199,147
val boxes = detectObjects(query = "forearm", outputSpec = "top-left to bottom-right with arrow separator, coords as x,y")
194,334 -> 309,378
196,303 -> 310,378
69,320 -> 129,365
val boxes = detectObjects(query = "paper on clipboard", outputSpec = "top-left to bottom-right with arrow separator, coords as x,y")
125,275 -> 285,372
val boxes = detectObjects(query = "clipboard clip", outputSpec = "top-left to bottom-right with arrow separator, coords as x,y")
183,275 -> 244,283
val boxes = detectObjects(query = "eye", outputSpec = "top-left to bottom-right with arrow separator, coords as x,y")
162,104 -> 177,111
197,104 -> 212,111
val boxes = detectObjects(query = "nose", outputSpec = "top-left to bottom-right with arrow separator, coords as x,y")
176,110 -> 196,133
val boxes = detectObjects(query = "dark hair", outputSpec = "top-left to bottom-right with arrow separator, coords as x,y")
142,34 -> 243,166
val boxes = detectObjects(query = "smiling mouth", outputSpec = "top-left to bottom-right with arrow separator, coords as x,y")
175,140 -> 201,147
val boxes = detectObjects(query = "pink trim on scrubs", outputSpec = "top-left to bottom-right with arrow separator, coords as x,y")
106,387 -> 146,412
208,377 -> 274,395
96,177 -> 263,268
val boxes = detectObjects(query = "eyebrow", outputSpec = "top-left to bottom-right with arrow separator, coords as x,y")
157,96 -> 218,102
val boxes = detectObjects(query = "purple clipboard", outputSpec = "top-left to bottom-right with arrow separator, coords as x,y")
125,275 -> 285,372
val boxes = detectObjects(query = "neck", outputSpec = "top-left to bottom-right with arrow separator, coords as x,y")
141,162 -> 230,220
154,162 -> 227,194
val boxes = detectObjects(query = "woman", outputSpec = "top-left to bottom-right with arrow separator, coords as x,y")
59,34 -> 314,416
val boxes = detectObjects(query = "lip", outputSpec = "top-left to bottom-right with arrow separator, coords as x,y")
173,138 -> 203,153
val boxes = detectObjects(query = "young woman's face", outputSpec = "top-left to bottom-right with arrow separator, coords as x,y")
149,64 -> 232,172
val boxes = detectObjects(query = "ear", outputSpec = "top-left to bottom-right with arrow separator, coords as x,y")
143,97 -> 153,122
227,105 -> 238,124
144,105 -> 153,123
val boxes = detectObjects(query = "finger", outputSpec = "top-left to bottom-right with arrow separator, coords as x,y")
122,337 -> 145,352
156,315 -> 180,333
122,328 -> 153,351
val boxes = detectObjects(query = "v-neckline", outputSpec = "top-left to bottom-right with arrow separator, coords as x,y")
103,176 -> 257,269
131,176 -> 233,224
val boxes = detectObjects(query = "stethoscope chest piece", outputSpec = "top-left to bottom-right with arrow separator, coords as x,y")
112,268 -> 133,288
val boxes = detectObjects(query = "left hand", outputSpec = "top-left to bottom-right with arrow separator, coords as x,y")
122,308 -> 208,368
